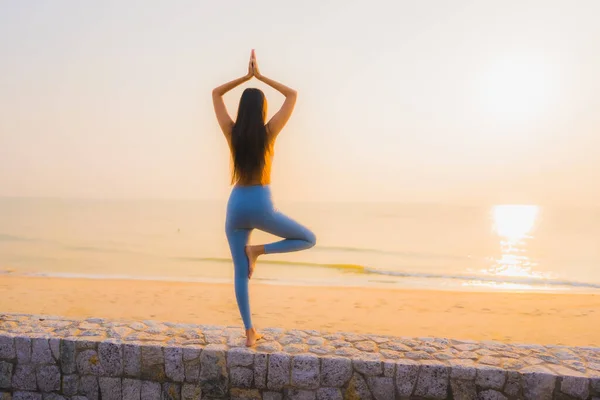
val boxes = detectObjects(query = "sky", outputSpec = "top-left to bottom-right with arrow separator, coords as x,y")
1,0 -> 599,205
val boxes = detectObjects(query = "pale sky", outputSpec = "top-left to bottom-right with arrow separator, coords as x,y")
1,0 -> 599,205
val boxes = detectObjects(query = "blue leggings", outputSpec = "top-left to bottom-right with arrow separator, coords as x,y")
225,185 -> 316,329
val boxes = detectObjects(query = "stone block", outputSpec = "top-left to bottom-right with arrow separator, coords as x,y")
414,363 -> 449,399
522,366 -> 556,400
343,373 -> 372,400
99,342 -> 123,376
199,344 -> 228,398
316,387 -> 343,400
253,353 -> 268,389
0,337 -> 15,360
99,377 -> 122,400
123,344 -> 141,378
164,347 -> 185,382
227,348 -> 255,367
395,360 -> 419,396
267,352 -> 291,391
320,357 -> 352,388
561,376 -> 590,399
181,383 -> 202,400
59,340 -> 76,374
76,349 -> 104,375
141,345 -> 165,381
292,354 -> 320,390
162,382 -> 181,400
79,375 -> 99,400
15,337 -> 31,363
476,366 -> 506,390
122,378 -> 142,400
62,374 -> 78,396
367,376 -> 394,400
230,367 -> 253,388
183,348 -> 201,383
31,339 -> 53,364
0,361 -> 12,389
141,380 -> 161,400
12,365 -> 36,391
12,393 -> 41,400
36,365 -> 60,392
283,388 -> 316,400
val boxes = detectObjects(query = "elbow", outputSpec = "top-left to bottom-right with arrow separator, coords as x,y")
212,89 -> 221,98
288,90 -> 298,98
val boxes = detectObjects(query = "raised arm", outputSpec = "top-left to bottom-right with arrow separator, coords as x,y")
252,51 -> 297,137
212,54 -> 253,140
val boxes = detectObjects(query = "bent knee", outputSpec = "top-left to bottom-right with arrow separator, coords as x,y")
304,230 -> 317,248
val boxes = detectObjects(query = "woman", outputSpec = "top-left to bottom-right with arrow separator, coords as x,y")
212,50 -> 316,346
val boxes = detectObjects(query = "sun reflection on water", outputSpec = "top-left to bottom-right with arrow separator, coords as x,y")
489,205 -> 540,279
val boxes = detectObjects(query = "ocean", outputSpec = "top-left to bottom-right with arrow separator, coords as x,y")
1,198 -> 599,293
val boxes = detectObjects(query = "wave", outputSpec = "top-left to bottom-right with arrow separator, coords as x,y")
313,245 -> 472,260
178,257 -> 600,290
0,234 -> 36,242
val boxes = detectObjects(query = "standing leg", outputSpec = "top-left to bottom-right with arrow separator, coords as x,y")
226,227 -> 253,329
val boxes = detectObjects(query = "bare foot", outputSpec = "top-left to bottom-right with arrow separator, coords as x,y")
245,245 -> 263,279
245,328 -> 263,347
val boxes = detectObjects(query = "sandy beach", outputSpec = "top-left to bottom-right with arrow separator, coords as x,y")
0,275 -> 598,347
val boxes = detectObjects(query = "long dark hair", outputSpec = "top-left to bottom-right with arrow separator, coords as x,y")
231,88 -> 268,184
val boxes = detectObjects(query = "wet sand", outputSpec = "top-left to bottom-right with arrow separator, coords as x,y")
0,275 -> 598,347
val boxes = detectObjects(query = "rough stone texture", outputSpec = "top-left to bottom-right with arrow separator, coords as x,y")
230,388 -> 261,400
123,344 -> 141,378
182,348 -> 201,384
122,377 -> 141,400
414,363 -> 449,399
1,313 -> 600,399
181,383 -> 202,400
162,382 -> 181,400
13,393 -> 42,400
230,367 -> 253,388
12,365 -> 36,391
320,357 -> 352,387
99,376 -> 122,400
478,389 -> 508,400
316,387 -> 343,400
31,339 -> 53,365
395,360 -> 419,396
61,374 -> 78,396
98,342 -> 123,377
263,392 -> 283,400
476,366 -> 506,390
141,345 -> 164,381
198,344 -> 228,397
0,361 -> 12,389
292,354 -> 320,389
36,365 -> 60,391
561,375 -> 590,399
254,353 -> 268,389
141,380 -> 161,400
79,375 -> 99,400
522,366 -> 557,400
164,347 -> 185,383
267,352 -> 291,391
367,376 -> 394,400
345,373 -> 373,400
450,378 -> 477,400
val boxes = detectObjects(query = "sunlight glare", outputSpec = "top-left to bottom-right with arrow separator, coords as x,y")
493,205 -> 539,242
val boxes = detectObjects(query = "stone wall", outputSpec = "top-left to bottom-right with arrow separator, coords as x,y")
0,313 -> 599,399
